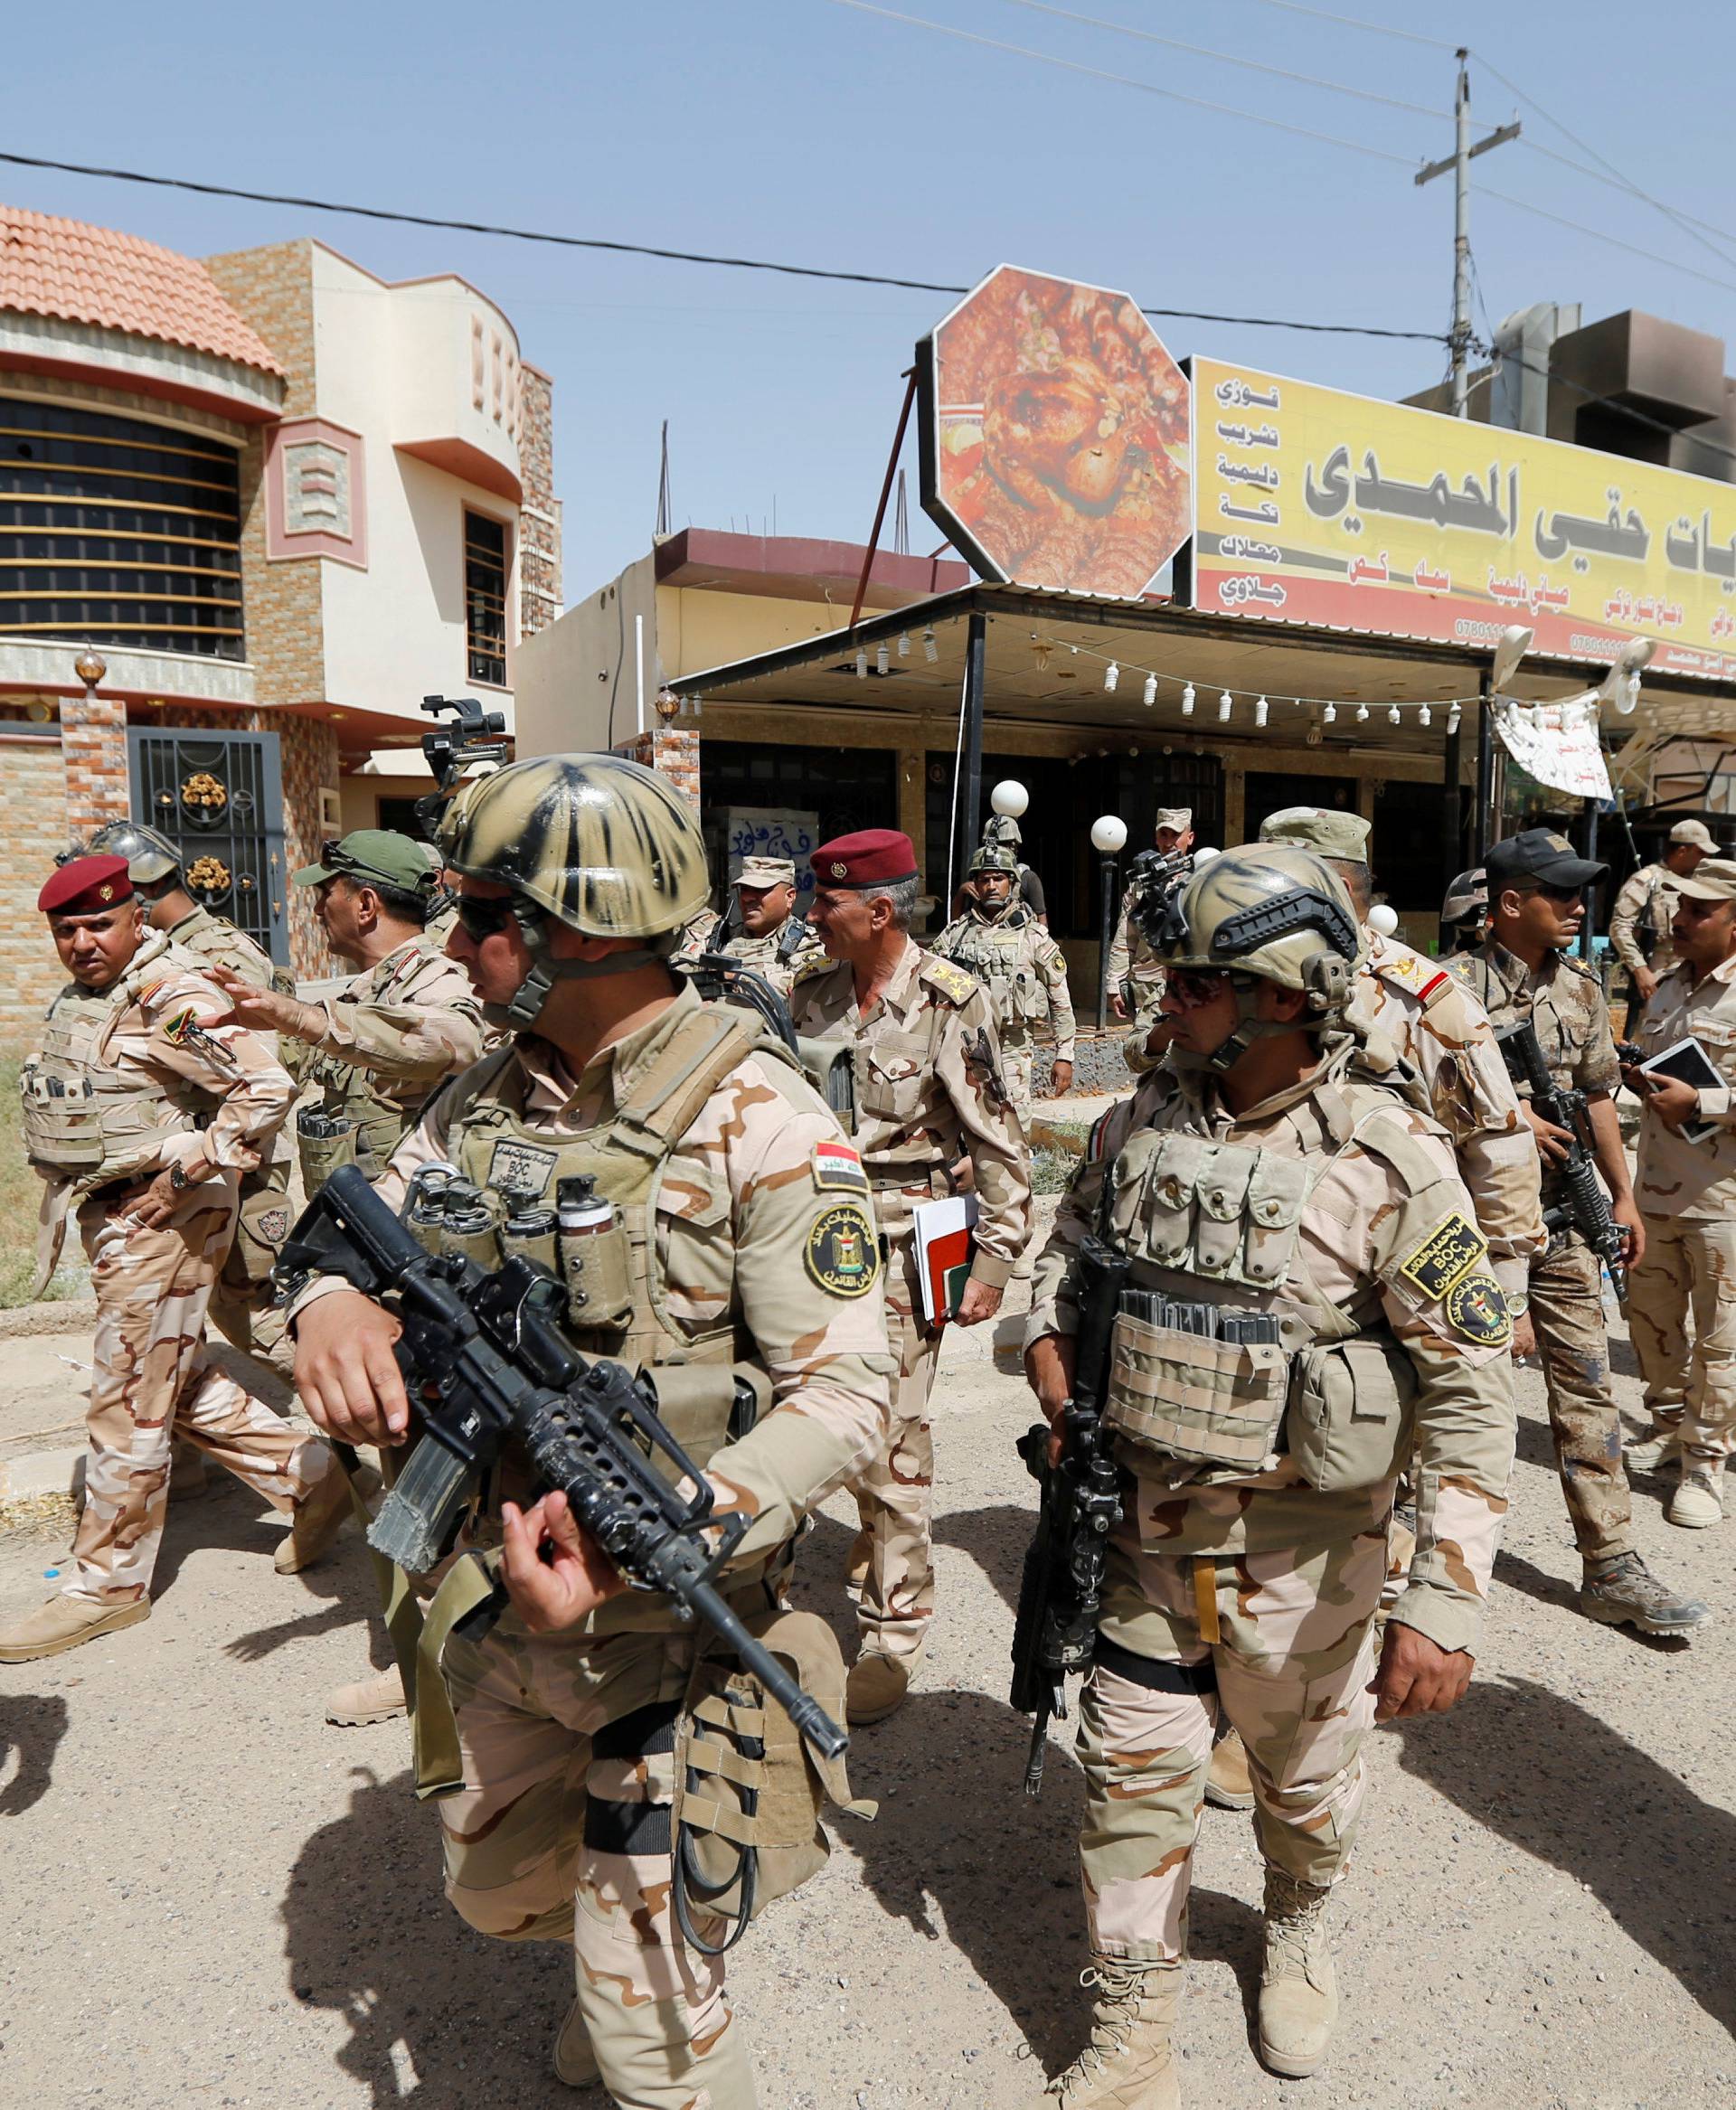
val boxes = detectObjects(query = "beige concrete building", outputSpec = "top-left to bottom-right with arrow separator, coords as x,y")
0,204 -> 560,1027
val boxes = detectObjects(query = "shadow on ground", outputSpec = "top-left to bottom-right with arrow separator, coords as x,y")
1386,1674 -> 1736,2039
0,1691 -> 68,1816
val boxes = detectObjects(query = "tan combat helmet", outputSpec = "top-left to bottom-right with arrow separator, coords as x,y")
438,752 -> 710,1025
1156,843 -> 1361,1071
85,818 -> 182,888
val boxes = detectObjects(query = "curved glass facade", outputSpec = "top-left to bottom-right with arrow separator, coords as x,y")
0,395 -> 244,659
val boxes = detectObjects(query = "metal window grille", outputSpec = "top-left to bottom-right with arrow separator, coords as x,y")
127,727 -> 289,964
464,511 -> 507,686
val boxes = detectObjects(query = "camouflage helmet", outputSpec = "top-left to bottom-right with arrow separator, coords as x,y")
437,752 -> 709,941
1442,866 -> 1488,924
1156,843 -> 1360,1069
966,840 -> 1019,880
86,817 -> 181,886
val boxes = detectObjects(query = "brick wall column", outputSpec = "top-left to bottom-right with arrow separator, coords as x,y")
613,725 -> 699,811
61,676 -> 130,838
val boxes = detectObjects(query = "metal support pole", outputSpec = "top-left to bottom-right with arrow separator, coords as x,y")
1580,798 -> 1599,959
1442,710 -> 1463,895
1096,852 -> 1117,1032
1474,673 -> 1495,862
1450,53 -> 1472,418
961,610 -> 986,862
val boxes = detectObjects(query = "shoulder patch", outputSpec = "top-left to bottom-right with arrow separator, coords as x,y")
794,952 -> 836,984
1444,1271 -> 1512,1348
805,1202 -> 881,1298
1559,953 -> 1599,983
1398,1210 -> 1487,1300
811,1139 -> 869,1195
920,956 -> 978,1004
1374,950 -> 1452,1006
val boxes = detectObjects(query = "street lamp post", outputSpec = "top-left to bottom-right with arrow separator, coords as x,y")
1091,814 -> 1127,1031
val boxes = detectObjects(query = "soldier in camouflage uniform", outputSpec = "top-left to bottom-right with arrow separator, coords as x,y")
933,838 -> 1076,1120
1023,845 -> 1518,2105
790,828 -> 1032,1725
1623,856 -> 1736,1527
0,857 -> 351,1664
213,828 -> 485,1199
1107,806 -> 1194,1022
288,756 -> 893,2108
87,817 -> 297,1363
675,852 -> 826,996
1449,829 -> 1707,1635
1609,817 -> 1714,1014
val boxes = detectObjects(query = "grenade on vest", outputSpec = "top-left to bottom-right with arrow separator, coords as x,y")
557,1175 -> 636,1326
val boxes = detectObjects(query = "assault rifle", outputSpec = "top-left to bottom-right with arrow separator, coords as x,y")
1495,1017 -> 1629,1306
1009,1218 -> 1131,1797
279,1163 -> 848,1763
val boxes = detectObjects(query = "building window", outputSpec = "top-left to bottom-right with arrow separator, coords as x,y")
464,510 -> 507,686
0,395 -> 244,659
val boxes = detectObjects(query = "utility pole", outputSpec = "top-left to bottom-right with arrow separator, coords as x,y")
1415,52 -> 1520,418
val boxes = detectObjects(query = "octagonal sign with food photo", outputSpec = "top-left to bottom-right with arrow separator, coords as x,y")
918,264 -> 1191,598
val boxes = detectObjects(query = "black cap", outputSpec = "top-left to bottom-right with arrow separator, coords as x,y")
1485,828 -> 1608,891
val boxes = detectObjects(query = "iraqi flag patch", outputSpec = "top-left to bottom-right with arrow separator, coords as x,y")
812,1140 -> 869,1195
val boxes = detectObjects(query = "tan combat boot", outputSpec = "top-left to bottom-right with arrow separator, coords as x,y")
275,1462 -> 375,1575
552,1996 -> 601,2087
1626,1420 -> 1683,1474
0,1593 -> 150,1663
326,1666 -> 408,1727
1203,1727 -> 1255,1811
1667,1465 -> 1724,1530
846,1650 -> 913,1725
1258,1867 -> 1337,2077
1019,1958 -> 1181,2108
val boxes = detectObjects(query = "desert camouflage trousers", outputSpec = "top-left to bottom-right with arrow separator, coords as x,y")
205,1167 -> 294,1377
1528,1232 -> 1633,1559
846,1224 -> 943,1663
68,1182 -> 331,1605
1001,1047 -> 1035,1127
1629,1213 -> 1736,1467
438,1610 -> 759,2109
1077,1527 -> 1386,1964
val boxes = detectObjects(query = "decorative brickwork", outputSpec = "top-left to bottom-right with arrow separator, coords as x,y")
0,736 -> 78,1038
614,726 -> 699,811
277,714 -> 342,976
518,364 -> 562,640
61,683 -> 130,838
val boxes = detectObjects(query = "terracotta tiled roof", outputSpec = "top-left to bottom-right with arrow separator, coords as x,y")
0,204 -> 285,375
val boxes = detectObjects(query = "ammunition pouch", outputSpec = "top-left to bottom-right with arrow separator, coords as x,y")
1104,1297 -> 1294,1470
296,1106 -> 358,1192
1286,1334 -> 1417,1493
672,1606 -> 873,1955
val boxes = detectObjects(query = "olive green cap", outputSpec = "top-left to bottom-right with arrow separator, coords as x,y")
293,829 -> 435,893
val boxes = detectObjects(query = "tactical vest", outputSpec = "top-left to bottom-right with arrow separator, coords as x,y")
170,907 -> 295,997
408,1002 -> 792,1476
297,942 -> 443,1192
936,910 -> 1048,1044
1099,1075 -> 1445,1494
20,932 -> 216,1189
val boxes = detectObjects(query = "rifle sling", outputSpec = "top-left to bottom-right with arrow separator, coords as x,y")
1095,1632 -> 1217,1693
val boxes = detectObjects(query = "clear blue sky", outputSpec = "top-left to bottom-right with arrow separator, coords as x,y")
6,0 -> 1731,601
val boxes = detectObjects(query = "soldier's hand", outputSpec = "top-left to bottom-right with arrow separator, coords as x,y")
1024,1333 -> 1076,1463
955,1277 -> 1003,1327
501,1491 -> 627,1631
1612,1195 -> 1646,1271
1109,993 -> 1129,1021
293,1290 -> 411,1444
1633,965 -> 1659,1003
209,966 -> 313,1041
1144,1018 -> 1178,1060
1520,1101 -> 1575,1166
131,1169 -> 184,1229
1052,1060 -> 1074,1096
1370,1623 -> 1474,1720
1641,1072 -> 1700,1132
1511,1310 -> 1537,1360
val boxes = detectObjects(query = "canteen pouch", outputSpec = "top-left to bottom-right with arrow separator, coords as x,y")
1286,1335 -> 1417,1494
672,1607 -> 874,1955
1104,1309 -> 1290,1469
19,1061 -> 104,1173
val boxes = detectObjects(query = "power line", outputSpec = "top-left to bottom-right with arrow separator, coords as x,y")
0,146 -> 1448,343
1478,183 -> 1736,299
993,0 -> 1449,118
822,0 -> 1416,165
1519,137 -> 1736,261
1232,0 -> 1455,52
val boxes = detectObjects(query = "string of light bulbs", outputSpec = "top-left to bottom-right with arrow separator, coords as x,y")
1037,632 -> 1492,735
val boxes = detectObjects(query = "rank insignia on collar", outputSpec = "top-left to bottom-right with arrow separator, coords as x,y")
1398,1210 -> 1486,1301
805,1202 -> 880,1298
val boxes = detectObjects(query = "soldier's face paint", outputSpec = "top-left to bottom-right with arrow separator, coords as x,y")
50,903 -> 145,990
736,881 -> 794,937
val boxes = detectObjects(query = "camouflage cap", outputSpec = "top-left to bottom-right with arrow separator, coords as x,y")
736,854 -> 796,889
438,752 -> 709,938
1155,806 -> 1193,834
1441,867 -> 1488,922
1260,805 -> 1372,863
85,817 -> 182,885
1665,856 -> 1736,900
1670,818 -> 1716,850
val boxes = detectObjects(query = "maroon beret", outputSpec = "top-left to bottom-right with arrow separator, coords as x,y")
39,853 -> 134,917
810,829 -> 918,888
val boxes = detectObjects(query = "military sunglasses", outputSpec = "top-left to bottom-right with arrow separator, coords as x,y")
452,894 -> 518,942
